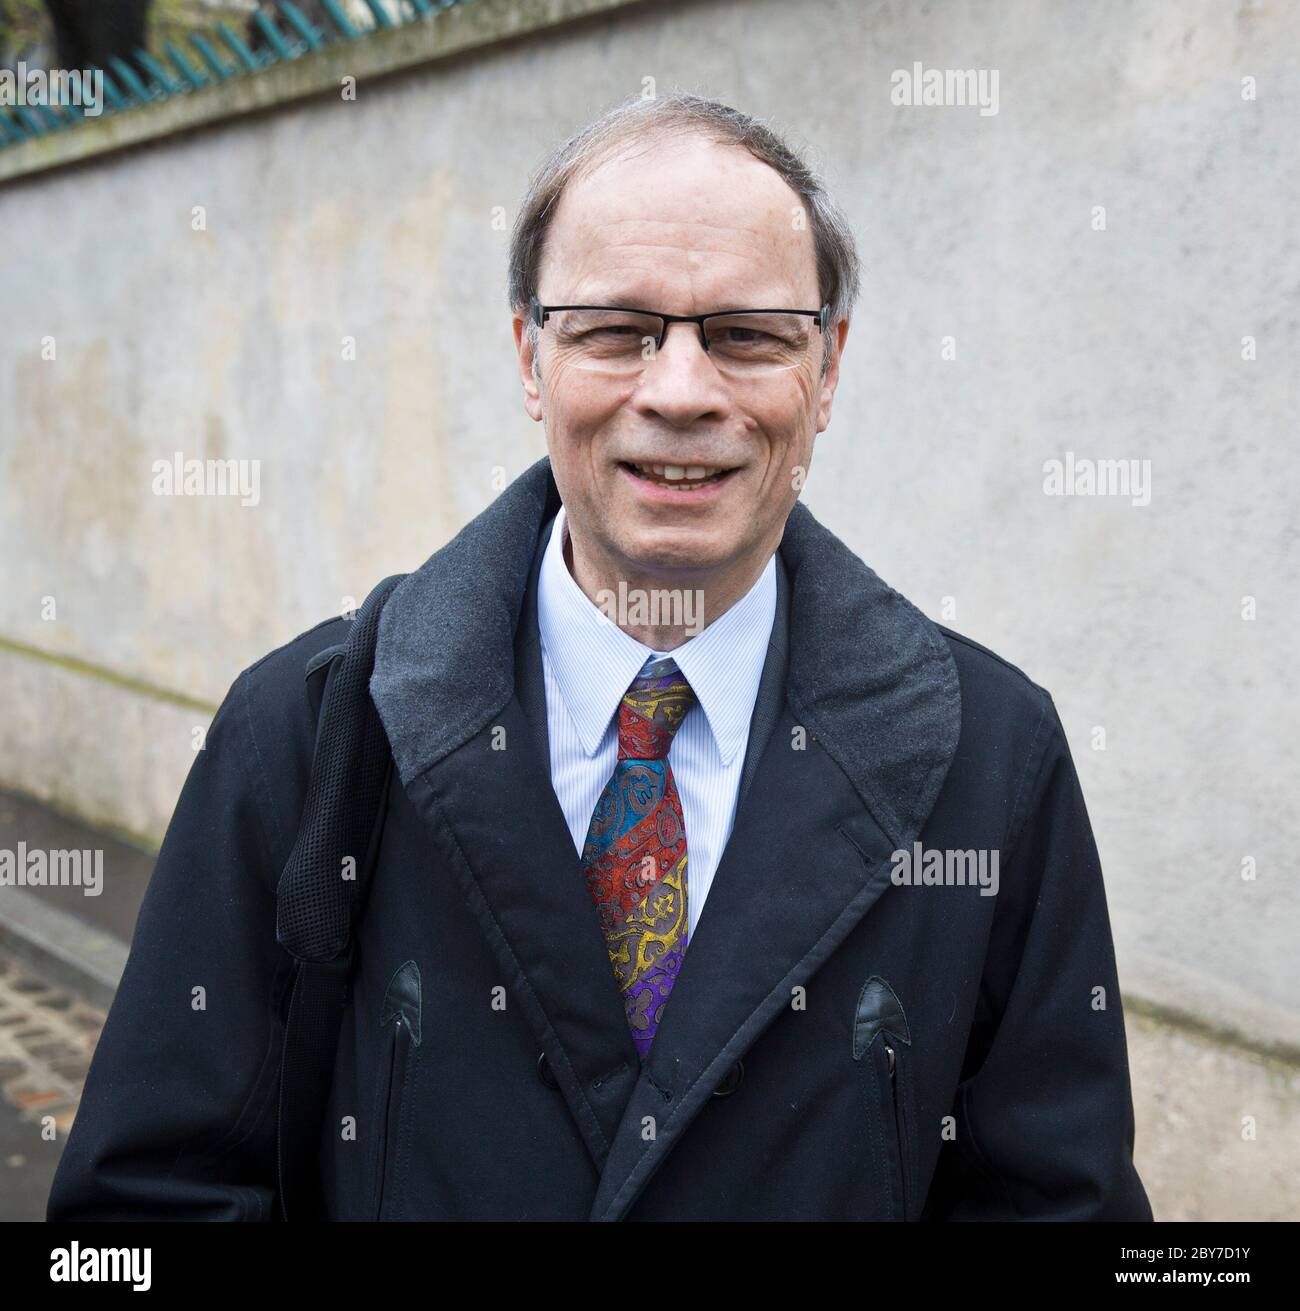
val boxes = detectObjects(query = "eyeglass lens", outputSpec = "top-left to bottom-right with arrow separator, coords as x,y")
545,308 -> 815,375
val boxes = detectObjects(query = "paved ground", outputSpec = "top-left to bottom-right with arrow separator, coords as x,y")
0,946 -> 106,1221
0,791 -> 149,1220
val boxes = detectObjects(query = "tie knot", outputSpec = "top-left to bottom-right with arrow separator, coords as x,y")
616,657 -> 697,761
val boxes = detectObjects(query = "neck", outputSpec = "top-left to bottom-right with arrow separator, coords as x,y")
563,526 -> 771,651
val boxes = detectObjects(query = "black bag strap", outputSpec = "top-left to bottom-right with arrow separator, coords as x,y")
274,572 -> 407,1221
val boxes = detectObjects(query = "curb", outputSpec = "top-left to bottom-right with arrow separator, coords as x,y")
0,888 -> 126,1012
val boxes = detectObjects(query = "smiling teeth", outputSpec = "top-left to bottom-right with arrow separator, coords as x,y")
631,462 -> 726,485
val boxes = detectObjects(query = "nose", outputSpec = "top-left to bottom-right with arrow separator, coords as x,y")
631,321 -> 731,425
653,318 -> 712,363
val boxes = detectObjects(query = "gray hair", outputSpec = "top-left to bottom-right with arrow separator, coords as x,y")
507,91 -> 861,381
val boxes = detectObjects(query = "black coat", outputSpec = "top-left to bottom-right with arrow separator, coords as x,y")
47,457 -> 1152,1221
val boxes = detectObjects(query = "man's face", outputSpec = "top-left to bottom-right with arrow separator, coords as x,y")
514,137 -> 849,589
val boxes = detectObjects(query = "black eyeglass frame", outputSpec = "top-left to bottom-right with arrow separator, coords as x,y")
528,294 -> 831,354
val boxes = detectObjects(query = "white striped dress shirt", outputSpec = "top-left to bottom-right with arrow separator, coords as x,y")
536,504 -> 778,941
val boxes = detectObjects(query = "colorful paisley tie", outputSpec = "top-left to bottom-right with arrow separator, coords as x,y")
580,657 -> 698,1061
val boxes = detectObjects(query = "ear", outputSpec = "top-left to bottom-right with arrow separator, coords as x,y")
512,311 -> 544,422
815,315 -> 850,435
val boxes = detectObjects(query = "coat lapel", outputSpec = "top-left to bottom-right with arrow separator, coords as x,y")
370,464 -> 639,1170
406,697 -> 639,1168
368,456 -> 963,1211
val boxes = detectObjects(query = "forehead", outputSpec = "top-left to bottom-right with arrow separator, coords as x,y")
540,136 -> 819,307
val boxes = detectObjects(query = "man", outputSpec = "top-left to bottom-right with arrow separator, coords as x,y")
48,93 -> 1152,1221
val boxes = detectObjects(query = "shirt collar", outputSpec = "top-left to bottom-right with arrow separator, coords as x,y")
537,502 -> 777,766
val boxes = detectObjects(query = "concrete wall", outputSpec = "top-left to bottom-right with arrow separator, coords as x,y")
1,0 -> 1297,1216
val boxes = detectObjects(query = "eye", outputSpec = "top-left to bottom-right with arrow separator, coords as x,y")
718,326 -> 773,345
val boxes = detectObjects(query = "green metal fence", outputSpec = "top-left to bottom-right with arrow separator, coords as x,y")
0,0 -> 466,151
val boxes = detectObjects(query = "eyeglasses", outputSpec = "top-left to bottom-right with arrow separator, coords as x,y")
529,294 -> 829,379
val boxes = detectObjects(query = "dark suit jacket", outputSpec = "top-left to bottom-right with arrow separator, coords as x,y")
48,456 -> 1152,1221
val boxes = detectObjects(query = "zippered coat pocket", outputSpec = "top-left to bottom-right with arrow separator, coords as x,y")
373,960 -> 421,1220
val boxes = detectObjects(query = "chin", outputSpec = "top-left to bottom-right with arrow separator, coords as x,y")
617,529 -> 737,576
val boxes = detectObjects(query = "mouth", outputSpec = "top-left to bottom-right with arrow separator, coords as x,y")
618,460 -> 739,495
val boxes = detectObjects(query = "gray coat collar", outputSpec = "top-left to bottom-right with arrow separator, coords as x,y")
370,455 -> 960,848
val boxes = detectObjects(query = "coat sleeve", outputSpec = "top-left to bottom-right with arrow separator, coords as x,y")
923,695 -> 1153,1221
46,665 -> 299,1221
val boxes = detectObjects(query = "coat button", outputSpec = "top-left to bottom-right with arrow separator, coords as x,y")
712,1059 -> 744,1097
537,1052 -> 559,1089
